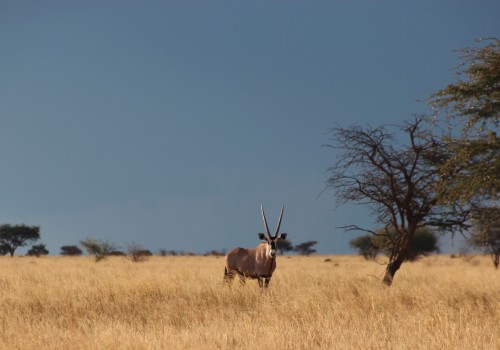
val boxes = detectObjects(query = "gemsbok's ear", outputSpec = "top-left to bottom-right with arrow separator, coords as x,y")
280,233 -> 287,240
258,233 -> 266,240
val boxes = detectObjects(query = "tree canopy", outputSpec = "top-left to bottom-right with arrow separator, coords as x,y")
430,38 -> 500,203
60,245 -> 83,256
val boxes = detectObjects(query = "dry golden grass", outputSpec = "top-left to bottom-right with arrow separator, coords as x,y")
0,254 -> 498,349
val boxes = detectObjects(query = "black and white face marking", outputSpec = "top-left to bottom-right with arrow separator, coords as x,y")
258,233 -> 287,259
268,238 -> 278,259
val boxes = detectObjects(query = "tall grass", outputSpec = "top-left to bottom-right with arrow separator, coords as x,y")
0,255 -> 498,349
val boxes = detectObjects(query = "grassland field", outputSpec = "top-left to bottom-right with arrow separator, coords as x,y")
0,254 -> 498,350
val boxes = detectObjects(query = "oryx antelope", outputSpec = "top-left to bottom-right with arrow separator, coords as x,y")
224,205 -> 288,288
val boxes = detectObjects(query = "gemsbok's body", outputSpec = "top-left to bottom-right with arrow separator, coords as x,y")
224,205 -> 287,288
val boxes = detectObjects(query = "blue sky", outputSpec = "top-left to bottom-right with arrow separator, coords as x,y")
1,1 -> 498,255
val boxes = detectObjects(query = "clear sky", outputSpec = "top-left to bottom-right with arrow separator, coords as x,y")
1,1 -> 498,255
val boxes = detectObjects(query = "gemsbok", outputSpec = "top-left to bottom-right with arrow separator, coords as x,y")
224,205 -> 288,288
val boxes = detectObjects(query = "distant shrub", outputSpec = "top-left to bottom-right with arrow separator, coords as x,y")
204,249 -> 226,257
127,243 -> 152,262
26,244 -> 49,257
80,238 -> 116,262
108,250 -> 127,256
60,245 -> 83,256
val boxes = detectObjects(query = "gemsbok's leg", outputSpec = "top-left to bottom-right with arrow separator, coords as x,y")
258,276 -> 264,288
223,267 -> 234,284
237,274 -> 246,286
264,277 -> 271,288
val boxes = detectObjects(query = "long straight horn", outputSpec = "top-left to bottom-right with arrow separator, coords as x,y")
261,205 -> 271,237
274,206 -> 284,238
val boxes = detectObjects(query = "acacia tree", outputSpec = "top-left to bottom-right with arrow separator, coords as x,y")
326,116 -> 467,285
294,241 -> 317,255
0,224 -> 40,257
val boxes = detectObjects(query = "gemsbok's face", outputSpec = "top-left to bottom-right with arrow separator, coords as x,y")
258,205 -> 287,259
259,232 -> 288,259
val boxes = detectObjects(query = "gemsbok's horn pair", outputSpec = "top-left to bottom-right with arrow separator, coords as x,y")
224,205 -> 288,288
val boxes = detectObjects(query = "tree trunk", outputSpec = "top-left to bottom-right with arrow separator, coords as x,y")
383,256 -> 405,286
382,230 -> 413,286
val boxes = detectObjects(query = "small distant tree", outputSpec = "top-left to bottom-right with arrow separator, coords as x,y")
60,245 -> 83,256
27,244 -> 49,257
158,248 -> 168,256
80,238 -> 115,262
350,235 -> 379,260
203,249 -> 226,256
127,243 -> 152,262
0,224 -> 40,257
469,206 -> 500,269
278,239 -> 294,255
294,241 -> 318,256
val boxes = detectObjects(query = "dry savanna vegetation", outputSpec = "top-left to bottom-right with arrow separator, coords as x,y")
0,255 -> 499,349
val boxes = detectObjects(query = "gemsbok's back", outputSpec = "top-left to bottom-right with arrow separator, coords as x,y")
224,205 -> 288,288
